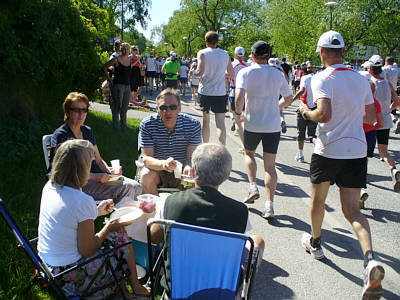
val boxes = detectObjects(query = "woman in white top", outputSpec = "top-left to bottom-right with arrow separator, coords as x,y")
38,139 -> 149,298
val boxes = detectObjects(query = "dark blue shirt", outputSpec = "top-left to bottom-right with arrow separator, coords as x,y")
50,123 -> 103,173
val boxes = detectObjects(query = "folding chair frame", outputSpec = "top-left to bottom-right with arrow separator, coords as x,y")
0,198 -> 131,300
146,218 -> 255,300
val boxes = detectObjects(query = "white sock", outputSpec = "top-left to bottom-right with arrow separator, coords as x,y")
265,201 -> 273,209
249,182 -> 257,190
299,149 -> 303,156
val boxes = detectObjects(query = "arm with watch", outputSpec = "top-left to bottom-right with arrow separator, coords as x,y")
299,98 -> 332,123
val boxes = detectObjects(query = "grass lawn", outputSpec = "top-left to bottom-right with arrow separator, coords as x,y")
0,110 -> 140,299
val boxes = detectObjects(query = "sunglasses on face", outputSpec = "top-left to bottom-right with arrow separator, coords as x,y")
159,104 -> 178,111
70,107 -> 89,113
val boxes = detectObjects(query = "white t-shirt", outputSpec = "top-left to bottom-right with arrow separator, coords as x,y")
197,47 -> 230,96
371,77 -> 393,130
299,74 -> 315,109
109,52 -> 119,61
230,59 -> 249,97
311,64 -> 374,159
358,70 -> 371,81
236,63 -> 292,133
38,181 -> 98,266
382,65 -> 399,90
189,68 -> 200,85
146,58 -> 157,72
180,65 -> 189,78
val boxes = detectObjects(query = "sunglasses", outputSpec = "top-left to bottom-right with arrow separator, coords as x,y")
70,107 -> 89,113
159,104 -> 178,111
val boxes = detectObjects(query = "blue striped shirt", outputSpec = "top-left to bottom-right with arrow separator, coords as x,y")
139,113 -> 202,165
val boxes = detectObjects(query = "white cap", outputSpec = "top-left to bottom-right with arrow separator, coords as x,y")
234,46 -> 245,57
368,55 -> 382,67
268,58 -> 276,65
361,61 -> 372,68
171,52 -> 177,58
316,30 -> 345,53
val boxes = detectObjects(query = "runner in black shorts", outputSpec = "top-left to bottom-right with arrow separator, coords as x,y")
199,94 -> 227,113
244,131 -> 280,154
310,154 -> 367,187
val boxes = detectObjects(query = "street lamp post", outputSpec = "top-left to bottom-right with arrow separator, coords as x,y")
220,27 -> 227,49
121,0 -> 124,40
183,37 -> 188,57
325,1 -> 339,30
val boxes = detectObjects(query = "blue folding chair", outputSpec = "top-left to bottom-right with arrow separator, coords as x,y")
146,218 -> 255,300
0,198 -> 131,299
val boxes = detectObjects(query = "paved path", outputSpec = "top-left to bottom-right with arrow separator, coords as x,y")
93,86 -> 400,299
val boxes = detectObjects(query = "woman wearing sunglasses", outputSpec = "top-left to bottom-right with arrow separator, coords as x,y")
50,92 -> 142,205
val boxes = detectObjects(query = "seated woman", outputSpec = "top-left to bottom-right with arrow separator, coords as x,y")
50,92 -> 141,204
38,139 -> 150,299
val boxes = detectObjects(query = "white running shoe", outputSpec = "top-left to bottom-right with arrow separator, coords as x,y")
244,186 -> 259,204
361,260 -> 385,300
262,202 -> 274,219
295,153 -> 305,163
301,232 -> 325,260
391,169 -> 400,193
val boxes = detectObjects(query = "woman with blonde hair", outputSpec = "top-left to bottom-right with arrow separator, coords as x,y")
38,139 -> 150,299
103,42 -> 132,132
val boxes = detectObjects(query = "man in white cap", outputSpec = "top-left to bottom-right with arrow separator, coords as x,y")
382,56 -> 400,133
368,54 -> 400,192
299,30 -> 384,299
235,41 -> 293,219
196,31 -> 235,145
228,46 -> 249,152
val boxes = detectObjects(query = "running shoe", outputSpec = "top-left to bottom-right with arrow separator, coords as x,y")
281,120 -> 287,133
301,232 -> 325,260
238,147 -> 244,154
391,169 -> 400,193
395,121 -> 400,134
262,202 -> 274,219
295,153 -> 304,163
361,260 -> 385,300
244,186 -> 260,204
360,188 -> 369,209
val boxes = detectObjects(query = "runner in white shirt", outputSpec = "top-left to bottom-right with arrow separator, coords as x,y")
145,53 -> 157,95
179,62 -> 189,96
382,56 -> 400,132
368,54 -> 400,192
229,46 -> 249,153
292,65 -> 316,162
235,41 -> 293,219
299,31 -> 384,299
188,59 -> 200,104
196,31 -> 235,145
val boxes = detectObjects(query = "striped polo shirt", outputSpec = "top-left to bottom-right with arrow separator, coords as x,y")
139,113 -> 202,165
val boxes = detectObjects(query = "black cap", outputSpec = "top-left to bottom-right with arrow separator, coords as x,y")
251,41 -> 271,57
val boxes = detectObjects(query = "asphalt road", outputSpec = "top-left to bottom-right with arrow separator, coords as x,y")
92,86 -> 400,300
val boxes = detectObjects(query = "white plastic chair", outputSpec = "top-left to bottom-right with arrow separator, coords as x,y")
42,134 -> 52,171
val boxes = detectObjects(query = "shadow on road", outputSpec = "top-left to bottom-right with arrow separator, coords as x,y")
276,162 -> 310,178
251,260 -> 294,299
363,207 -> 400,224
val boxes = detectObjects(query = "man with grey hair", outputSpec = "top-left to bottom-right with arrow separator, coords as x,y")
151,143 -> 264,297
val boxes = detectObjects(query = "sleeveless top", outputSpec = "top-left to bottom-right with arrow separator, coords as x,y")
113,59 -> 131,85
372,77 -> 393,129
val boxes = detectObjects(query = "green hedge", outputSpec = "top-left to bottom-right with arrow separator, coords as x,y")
0,0 -> 114,120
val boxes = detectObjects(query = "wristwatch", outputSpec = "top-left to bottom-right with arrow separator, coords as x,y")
235,111 -> 242,116
301,110 -> 308,120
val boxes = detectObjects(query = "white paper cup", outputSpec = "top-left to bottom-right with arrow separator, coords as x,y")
174,161 -> 182,179
110,159 -> 120,171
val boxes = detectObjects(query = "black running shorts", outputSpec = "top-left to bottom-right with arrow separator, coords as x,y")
199,94 -> 227,113
244,130 -> 281,154
310,154 -> 367,187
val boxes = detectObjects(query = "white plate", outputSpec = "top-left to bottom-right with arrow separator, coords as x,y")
136,264 -> 146,279
110,207 -> 143,223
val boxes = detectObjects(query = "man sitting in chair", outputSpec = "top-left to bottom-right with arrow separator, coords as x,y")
151,143 -> 265,295
139,88 -> 202,194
